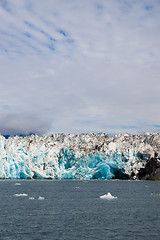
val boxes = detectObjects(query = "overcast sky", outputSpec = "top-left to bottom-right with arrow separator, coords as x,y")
0,0 -> 160,135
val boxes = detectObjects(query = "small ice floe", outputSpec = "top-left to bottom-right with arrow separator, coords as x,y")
29,197 -> 35,200
75,187 -> 80,189
15,183 -> 21,186
151,193 -> 160,196
14,193 -> 28,197
38,196 -> 45,200
100,192 -> 117,200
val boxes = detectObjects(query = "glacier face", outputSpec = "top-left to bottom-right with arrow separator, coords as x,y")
0,133 -> 159,180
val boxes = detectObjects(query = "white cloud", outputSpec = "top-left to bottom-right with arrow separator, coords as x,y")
0,0 -> 160,135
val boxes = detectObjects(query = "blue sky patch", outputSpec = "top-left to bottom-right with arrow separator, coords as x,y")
0,0 -> 11,13
120,125 -> 137,129
153,125 -> 160,128
23,32 -> 32,38
24,21 -> 35,29
50,37 -> 55,42
145,5 -> 153,11
58,30 -> 67,37
3,105 -> 10,110
66,39 -> 74,44
48,45 -> 54,51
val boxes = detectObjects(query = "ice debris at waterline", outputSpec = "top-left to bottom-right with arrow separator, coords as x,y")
14,193 -> 28,197
38,196 -> 45,200
0,133 -> 160,180
100,192 -> 117,200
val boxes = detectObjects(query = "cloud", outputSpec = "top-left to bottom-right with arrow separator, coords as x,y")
0,113 -> 52,135
0,0 -> 160,135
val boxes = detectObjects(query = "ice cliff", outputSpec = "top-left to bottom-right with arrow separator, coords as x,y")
0,133 -> 160,180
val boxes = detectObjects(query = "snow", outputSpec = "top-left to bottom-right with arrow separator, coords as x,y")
0,133 -> 159,180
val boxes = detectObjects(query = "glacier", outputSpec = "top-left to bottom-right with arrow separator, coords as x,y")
0,133 -> 160,180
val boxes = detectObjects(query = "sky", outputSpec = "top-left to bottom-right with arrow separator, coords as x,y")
0,0 -> 160,135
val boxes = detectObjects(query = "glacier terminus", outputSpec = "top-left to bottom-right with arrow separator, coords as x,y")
0,133 -> 160,180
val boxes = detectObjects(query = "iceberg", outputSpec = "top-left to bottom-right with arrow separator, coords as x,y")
0,133 -> 159,180
15,183 -> 21,185
100,192 -> 117,199
38,196 -> 45,200
29,197 -> 35,200
14,193 -> 28,197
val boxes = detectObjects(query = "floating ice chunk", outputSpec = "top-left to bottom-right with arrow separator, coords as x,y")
100,192 -> 117,200
38,196 -> 45,200
14,193 -> 28,197
151,193 -> 160,196
15,183 -> 21,186
29,197 -> 35,200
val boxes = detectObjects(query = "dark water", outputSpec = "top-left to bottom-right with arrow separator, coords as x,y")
0,180 -> 159,240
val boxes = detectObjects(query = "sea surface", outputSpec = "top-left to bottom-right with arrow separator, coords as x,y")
0,180 -> 159,240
